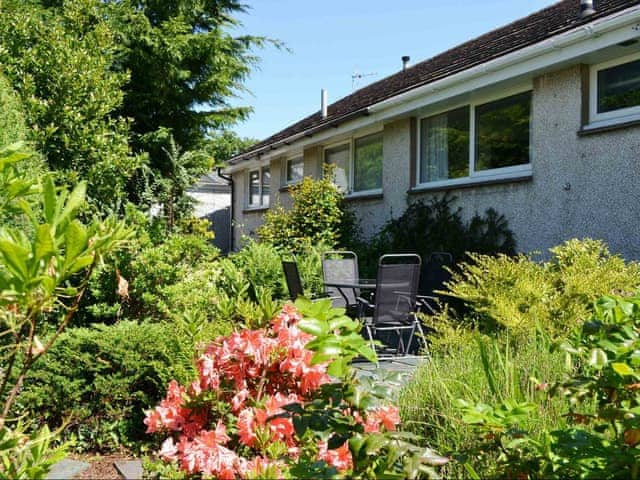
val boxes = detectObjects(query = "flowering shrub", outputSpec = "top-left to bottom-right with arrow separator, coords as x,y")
146,299 -> 446,479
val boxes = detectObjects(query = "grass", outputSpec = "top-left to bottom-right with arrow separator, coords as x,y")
399,328 -> 572,477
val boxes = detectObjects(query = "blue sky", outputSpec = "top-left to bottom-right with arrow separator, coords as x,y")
232,0 -> 558,141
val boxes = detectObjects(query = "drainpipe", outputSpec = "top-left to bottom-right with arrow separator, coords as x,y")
217,167 -> 234,253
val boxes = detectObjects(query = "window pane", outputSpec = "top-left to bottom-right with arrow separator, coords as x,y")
249,170 -> 260,206
325,144 -> 350,191
475,91 -> 531,171
286,157 -> 303,183
261,167 -> 270,206
420,107 -> 469,183
354,133 -> 382,191
598,58 -> 640,114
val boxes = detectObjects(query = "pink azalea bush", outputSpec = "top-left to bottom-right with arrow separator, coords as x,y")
145,303 -> 405,478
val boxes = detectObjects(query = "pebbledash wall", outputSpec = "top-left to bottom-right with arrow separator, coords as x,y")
231,64 -> 640,259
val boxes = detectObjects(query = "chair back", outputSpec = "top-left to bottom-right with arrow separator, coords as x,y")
373,254 -> 421,325
419,251 -> 453,296
322,250 -> 359,307
282,260 -> 304,301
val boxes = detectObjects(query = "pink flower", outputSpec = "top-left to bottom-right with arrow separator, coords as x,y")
365,405 -> 401,433
159,437 -> 178,461
319,440 -> 353,472
237,408 -> 257,447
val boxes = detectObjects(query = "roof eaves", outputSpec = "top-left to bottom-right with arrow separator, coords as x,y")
227,107 -> 371,165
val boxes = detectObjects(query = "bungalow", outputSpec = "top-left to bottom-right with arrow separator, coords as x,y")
224,0 -> 640,259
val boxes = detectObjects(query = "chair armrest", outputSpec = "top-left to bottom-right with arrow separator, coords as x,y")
416,295 -> 439,314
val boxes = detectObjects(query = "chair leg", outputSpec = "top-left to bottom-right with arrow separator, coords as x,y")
414,321 -> 427,353
404,324 -> 416,356
365,324 -> 376,353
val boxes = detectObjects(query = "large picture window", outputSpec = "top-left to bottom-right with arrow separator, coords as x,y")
418,90 -> 531,186
475,91 -> 531,171
590,54 -> 640,126
247,166 -> 270,208
324,133 -> 383,194
420,106 -> 469,183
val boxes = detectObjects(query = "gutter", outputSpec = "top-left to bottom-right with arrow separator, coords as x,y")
227,107 -> 370,165
368,5 -> 640,113
217,167 -> 234,253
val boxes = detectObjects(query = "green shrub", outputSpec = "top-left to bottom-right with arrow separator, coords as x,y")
258,165 -> 344,252
17,321 -> 195,453
456,294 -> 640,479
440,238 -> 640,337
231,238 -> 286,299
349,195 -> 516,278
127,232 -> 220,319
0,74 -> 27,146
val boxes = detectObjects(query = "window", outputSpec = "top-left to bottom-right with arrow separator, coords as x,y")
590,54 -> 640,126
247,166 -> 270,208
418,90 -> 531,186
284,156 -> 303,185
324,133 -> 383,194
325,144 -> 350,192
354,133 -> 383,191
420,106 -> 469,183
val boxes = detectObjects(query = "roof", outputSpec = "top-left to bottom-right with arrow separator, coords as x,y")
229,0 -> 640,165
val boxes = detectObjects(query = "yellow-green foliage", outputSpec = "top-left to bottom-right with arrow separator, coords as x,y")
441,239 -> 640,336
258,164 -> 344,252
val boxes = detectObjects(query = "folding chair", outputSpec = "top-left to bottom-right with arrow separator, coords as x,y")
418,251 -> 453,314
282,260 -> 305,301
357,254 -> 426,356
322,250 -> 360,315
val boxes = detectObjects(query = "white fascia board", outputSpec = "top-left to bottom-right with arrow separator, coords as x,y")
224,4 -> 640,175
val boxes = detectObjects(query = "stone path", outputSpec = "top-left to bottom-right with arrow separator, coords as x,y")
47,459 -> 91,479
353,354 -> 426,385
46,458 -> 143,480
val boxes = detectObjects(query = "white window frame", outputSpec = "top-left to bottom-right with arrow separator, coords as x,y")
416,86 -> 532,190
246,166 -> 270,209
323,130 -> 383,197
282,155 -> 304,186
589,52 -> 640,128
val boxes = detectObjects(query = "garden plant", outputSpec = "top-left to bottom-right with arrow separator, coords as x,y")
146,298 -> 447,479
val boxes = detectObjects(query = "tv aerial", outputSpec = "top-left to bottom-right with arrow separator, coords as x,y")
352,71 -> 378,91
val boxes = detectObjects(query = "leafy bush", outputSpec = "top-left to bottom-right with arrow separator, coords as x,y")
127,233 -> 220,319
17,321 -> 195,453
145,299 -> 447,479
0,75 -> 27,147
349,195 -> 516,278
456,294 -> 640,479
258,164 -> 345,252
231,239 -> 286,299
0,145 -> 129,475
440,238 -> 640,337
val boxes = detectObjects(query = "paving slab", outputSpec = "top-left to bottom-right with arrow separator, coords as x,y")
47,459 -> 90,479
114,460 -> 144,480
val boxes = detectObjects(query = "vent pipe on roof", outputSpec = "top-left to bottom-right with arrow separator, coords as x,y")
580,0 -> 595,18
402,55 -> 410,71
321,89 -> 328,118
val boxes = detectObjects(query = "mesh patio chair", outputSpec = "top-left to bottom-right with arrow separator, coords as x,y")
322,250 -> 360,315
418,251 -> 453,314
357,254 -> 426,356
282,260 -> 305,301
282,260 -> 334,302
